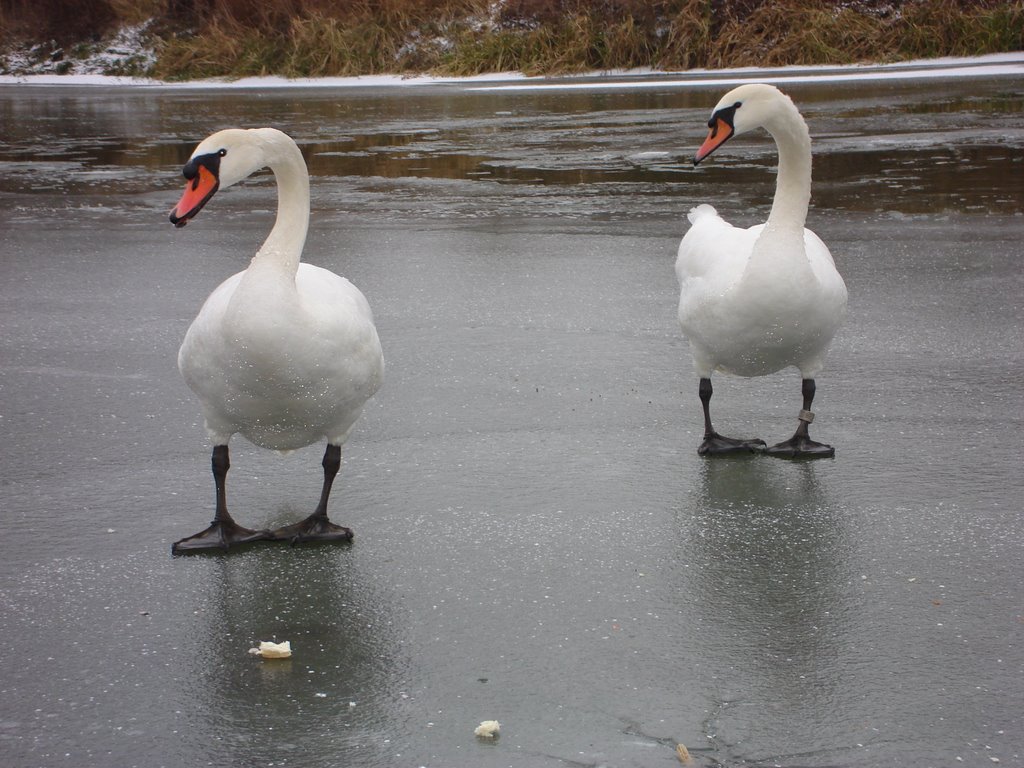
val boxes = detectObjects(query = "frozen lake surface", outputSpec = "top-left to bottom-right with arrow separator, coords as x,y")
1,61 -> 1022,767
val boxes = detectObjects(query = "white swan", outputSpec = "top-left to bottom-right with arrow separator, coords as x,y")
676,84 -> 847,458
169,127 -> 384,552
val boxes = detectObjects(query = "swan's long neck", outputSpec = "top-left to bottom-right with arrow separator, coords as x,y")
252,135 -> 309,278
764,103 -> 812,232
742,98 -> 815,290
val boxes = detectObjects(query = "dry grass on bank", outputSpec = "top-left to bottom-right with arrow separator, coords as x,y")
1,0 -> 1022,79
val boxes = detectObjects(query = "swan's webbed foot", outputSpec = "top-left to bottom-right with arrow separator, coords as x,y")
765,386 -> 835,459
171,520 -> 272,555
698,432 -> 767,456
766,435 -> 835,460
269,514 -> 353,546
268,444 -> 353,546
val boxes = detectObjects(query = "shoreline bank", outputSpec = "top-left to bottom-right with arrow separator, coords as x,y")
2,52 -> 1023,90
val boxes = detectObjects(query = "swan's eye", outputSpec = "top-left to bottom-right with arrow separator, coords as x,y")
183,150 -> 226,181
710,102 -> 741,131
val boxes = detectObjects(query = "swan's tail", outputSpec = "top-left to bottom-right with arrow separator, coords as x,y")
686,204 -> 719,225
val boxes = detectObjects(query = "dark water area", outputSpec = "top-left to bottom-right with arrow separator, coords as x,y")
0,68 -> 1022,768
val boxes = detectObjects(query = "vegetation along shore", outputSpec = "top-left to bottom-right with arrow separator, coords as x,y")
1,0 -> 1022,79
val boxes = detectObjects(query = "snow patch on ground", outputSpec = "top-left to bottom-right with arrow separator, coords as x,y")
1,23 -> 156,77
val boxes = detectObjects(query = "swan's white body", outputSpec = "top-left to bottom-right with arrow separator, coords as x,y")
676,85 -> 847,380
176,128 -> 384,452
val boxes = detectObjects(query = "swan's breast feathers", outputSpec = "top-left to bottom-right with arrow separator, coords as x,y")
178,263 -> 384,451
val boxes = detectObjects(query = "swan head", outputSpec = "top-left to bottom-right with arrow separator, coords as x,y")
169,128 -> 277,228
693,83 -> 792,166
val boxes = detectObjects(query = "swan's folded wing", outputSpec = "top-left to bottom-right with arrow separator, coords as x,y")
676,207 -> 758,290
295,263 -> 385,399
803,228 -> 849,314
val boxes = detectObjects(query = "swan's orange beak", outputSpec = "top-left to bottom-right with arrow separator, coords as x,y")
170,163 -> 219,228
694,117 -> 734,166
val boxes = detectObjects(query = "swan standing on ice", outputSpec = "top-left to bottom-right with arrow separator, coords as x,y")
169,128 -> 384,553
676,84 -> 847,459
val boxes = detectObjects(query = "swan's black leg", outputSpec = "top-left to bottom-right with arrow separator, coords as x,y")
697,377 -> 766,456
699,377 -> 714,436
269,444 -> 354,545
766,378 -> 835,459
172,445 -> 273,554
